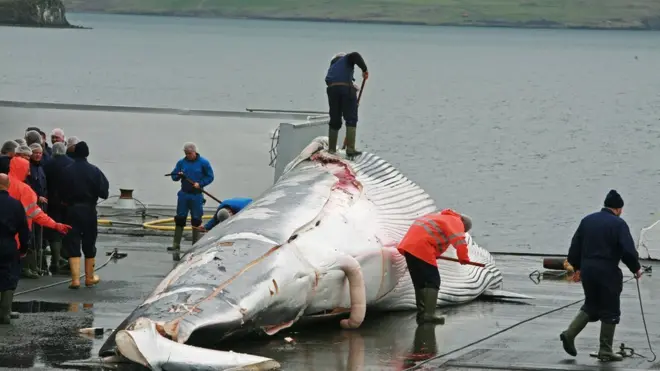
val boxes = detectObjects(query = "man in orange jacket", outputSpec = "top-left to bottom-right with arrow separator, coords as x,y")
397,208 -> 472,325
8,157 -> 72,278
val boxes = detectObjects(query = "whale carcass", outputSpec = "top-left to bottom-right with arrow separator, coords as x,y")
98,137 -> 532,370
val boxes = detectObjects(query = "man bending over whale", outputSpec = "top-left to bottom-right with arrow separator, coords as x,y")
198,197 -> 252,232
397,209 -> 472,325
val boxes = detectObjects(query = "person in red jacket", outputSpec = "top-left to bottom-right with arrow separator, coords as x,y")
8,157 -> 71,278
397,209 -> 472,325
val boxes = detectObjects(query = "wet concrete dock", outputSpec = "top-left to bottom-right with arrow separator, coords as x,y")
0,231 -> 658,371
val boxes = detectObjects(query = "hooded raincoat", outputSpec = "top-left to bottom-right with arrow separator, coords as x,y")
8,157 -> 58,250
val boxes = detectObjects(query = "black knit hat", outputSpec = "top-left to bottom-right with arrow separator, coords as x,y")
604,189 -> 624,209
74,141 -> 90,158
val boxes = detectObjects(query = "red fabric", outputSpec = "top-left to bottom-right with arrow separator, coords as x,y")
8,157 -> 58,250
397,209 -> 470,266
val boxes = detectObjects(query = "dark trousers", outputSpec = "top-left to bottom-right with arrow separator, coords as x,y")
327,85 -> 358,130
0,240 -> 20,291
404,252 -> 441,291
64,204 -> 98,259
580,264 -> 623,324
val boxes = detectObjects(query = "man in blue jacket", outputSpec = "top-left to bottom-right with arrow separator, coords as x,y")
199,197 -> 252,232
559,189 -> 643,362
169,142 -> 214,251
324,52 -> 369,157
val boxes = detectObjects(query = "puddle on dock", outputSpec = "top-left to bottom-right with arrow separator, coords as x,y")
12,301 -> 95,314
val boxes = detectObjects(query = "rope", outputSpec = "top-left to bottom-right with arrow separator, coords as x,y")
402,271 -> 655,371
14,249 -> 121,297
636,278 -> 657,362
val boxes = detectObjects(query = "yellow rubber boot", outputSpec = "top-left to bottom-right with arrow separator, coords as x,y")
85,258 -> 100,287
68,257 -> 81,289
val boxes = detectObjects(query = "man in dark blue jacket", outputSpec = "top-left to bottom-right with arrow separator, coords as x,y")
59,141 -> 109,289
169,142 -> 214,251
42,142 -> 73,274
324,52 -> 369,157
0,173 -> 30,324
200,197 -> 252,232
560,189 -> 642,362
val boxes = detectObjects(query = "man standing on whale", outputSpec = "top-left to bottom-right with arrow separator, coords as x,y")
397,209 -> 472,325
324,52 -> 368,157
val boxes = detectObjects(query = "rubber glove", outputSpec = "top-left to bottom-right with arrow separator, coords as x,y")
54,223 -> 72,235
458,256 -> 471,265
572,271 -> 581,282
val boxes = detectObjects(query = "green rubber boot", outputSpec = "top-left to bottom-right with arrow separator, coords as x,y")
414,289 -> 425,325
328,128 -> 339,153
418,288 -> 445,325
21,250 -> 40,279
192,229 -> 201,244
560,310 -> 589,356
596,323 -> 623,361
345,127 -> 362,158
168,225 -> 184,251
49,240 -> 62,275
0,290 -> 14,325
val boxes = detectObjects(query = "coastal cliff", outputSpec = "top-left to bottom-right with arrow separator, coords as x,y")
0,0 -> 73,27
62,0 -> 660,31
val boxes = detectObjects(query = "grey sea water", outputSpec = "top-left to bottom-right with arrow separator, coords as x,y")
2,13 -> 660,255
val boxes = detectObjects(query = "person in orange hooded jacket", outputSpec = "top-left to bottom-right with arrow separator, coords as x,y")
8,157 -> 71,278
397,208 -> 472,325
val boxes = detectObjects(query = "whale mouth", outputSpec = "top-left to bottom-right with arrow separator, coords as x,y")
115,317 -> 280,370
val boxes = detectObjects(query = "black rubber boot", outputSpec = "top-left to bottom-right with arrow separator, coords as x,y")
418,288 -> 445,325
345,127 -> 362,158
328,128 -> 339,153
560,310 -> 589,356
596,323 -> 623,361
0,290 -> 14,325
192,229 -> 201,244
168,225 -> 184,251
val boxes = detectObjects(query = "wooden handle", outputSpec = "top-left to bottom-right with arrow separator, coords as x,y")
438,256 -> 485,267
357,78 -> 367,106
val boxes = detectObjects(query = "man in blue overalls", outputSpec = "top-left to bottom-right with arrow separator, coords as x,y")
325,52 -> 369,157
169,142 -> 214,251
199,197 -> 252,232
560,189 -> 643,361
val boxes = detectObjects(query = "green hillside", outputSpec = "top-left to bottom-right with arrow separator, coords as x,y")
63,0 -> 660,30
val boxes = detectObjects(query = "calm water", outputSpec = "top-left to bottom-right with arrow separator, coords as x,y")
2,13 -> 660,255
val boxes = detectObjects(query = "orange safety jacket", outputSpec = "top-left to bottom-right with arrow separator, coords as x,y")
397,209 -> 470,267
8,157 -> 58,250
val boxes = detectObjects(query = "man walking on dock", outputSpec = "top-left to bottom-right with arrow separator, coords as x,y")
324,52 -> 368,157
560,189 -> 643,362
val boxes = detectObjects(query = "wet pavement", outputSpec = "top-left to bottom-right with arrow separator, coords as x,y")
0,229 -> 658,371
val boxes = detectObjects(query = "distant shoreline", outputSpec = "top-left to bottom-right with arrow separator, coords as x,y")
68,10 -> 660,32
